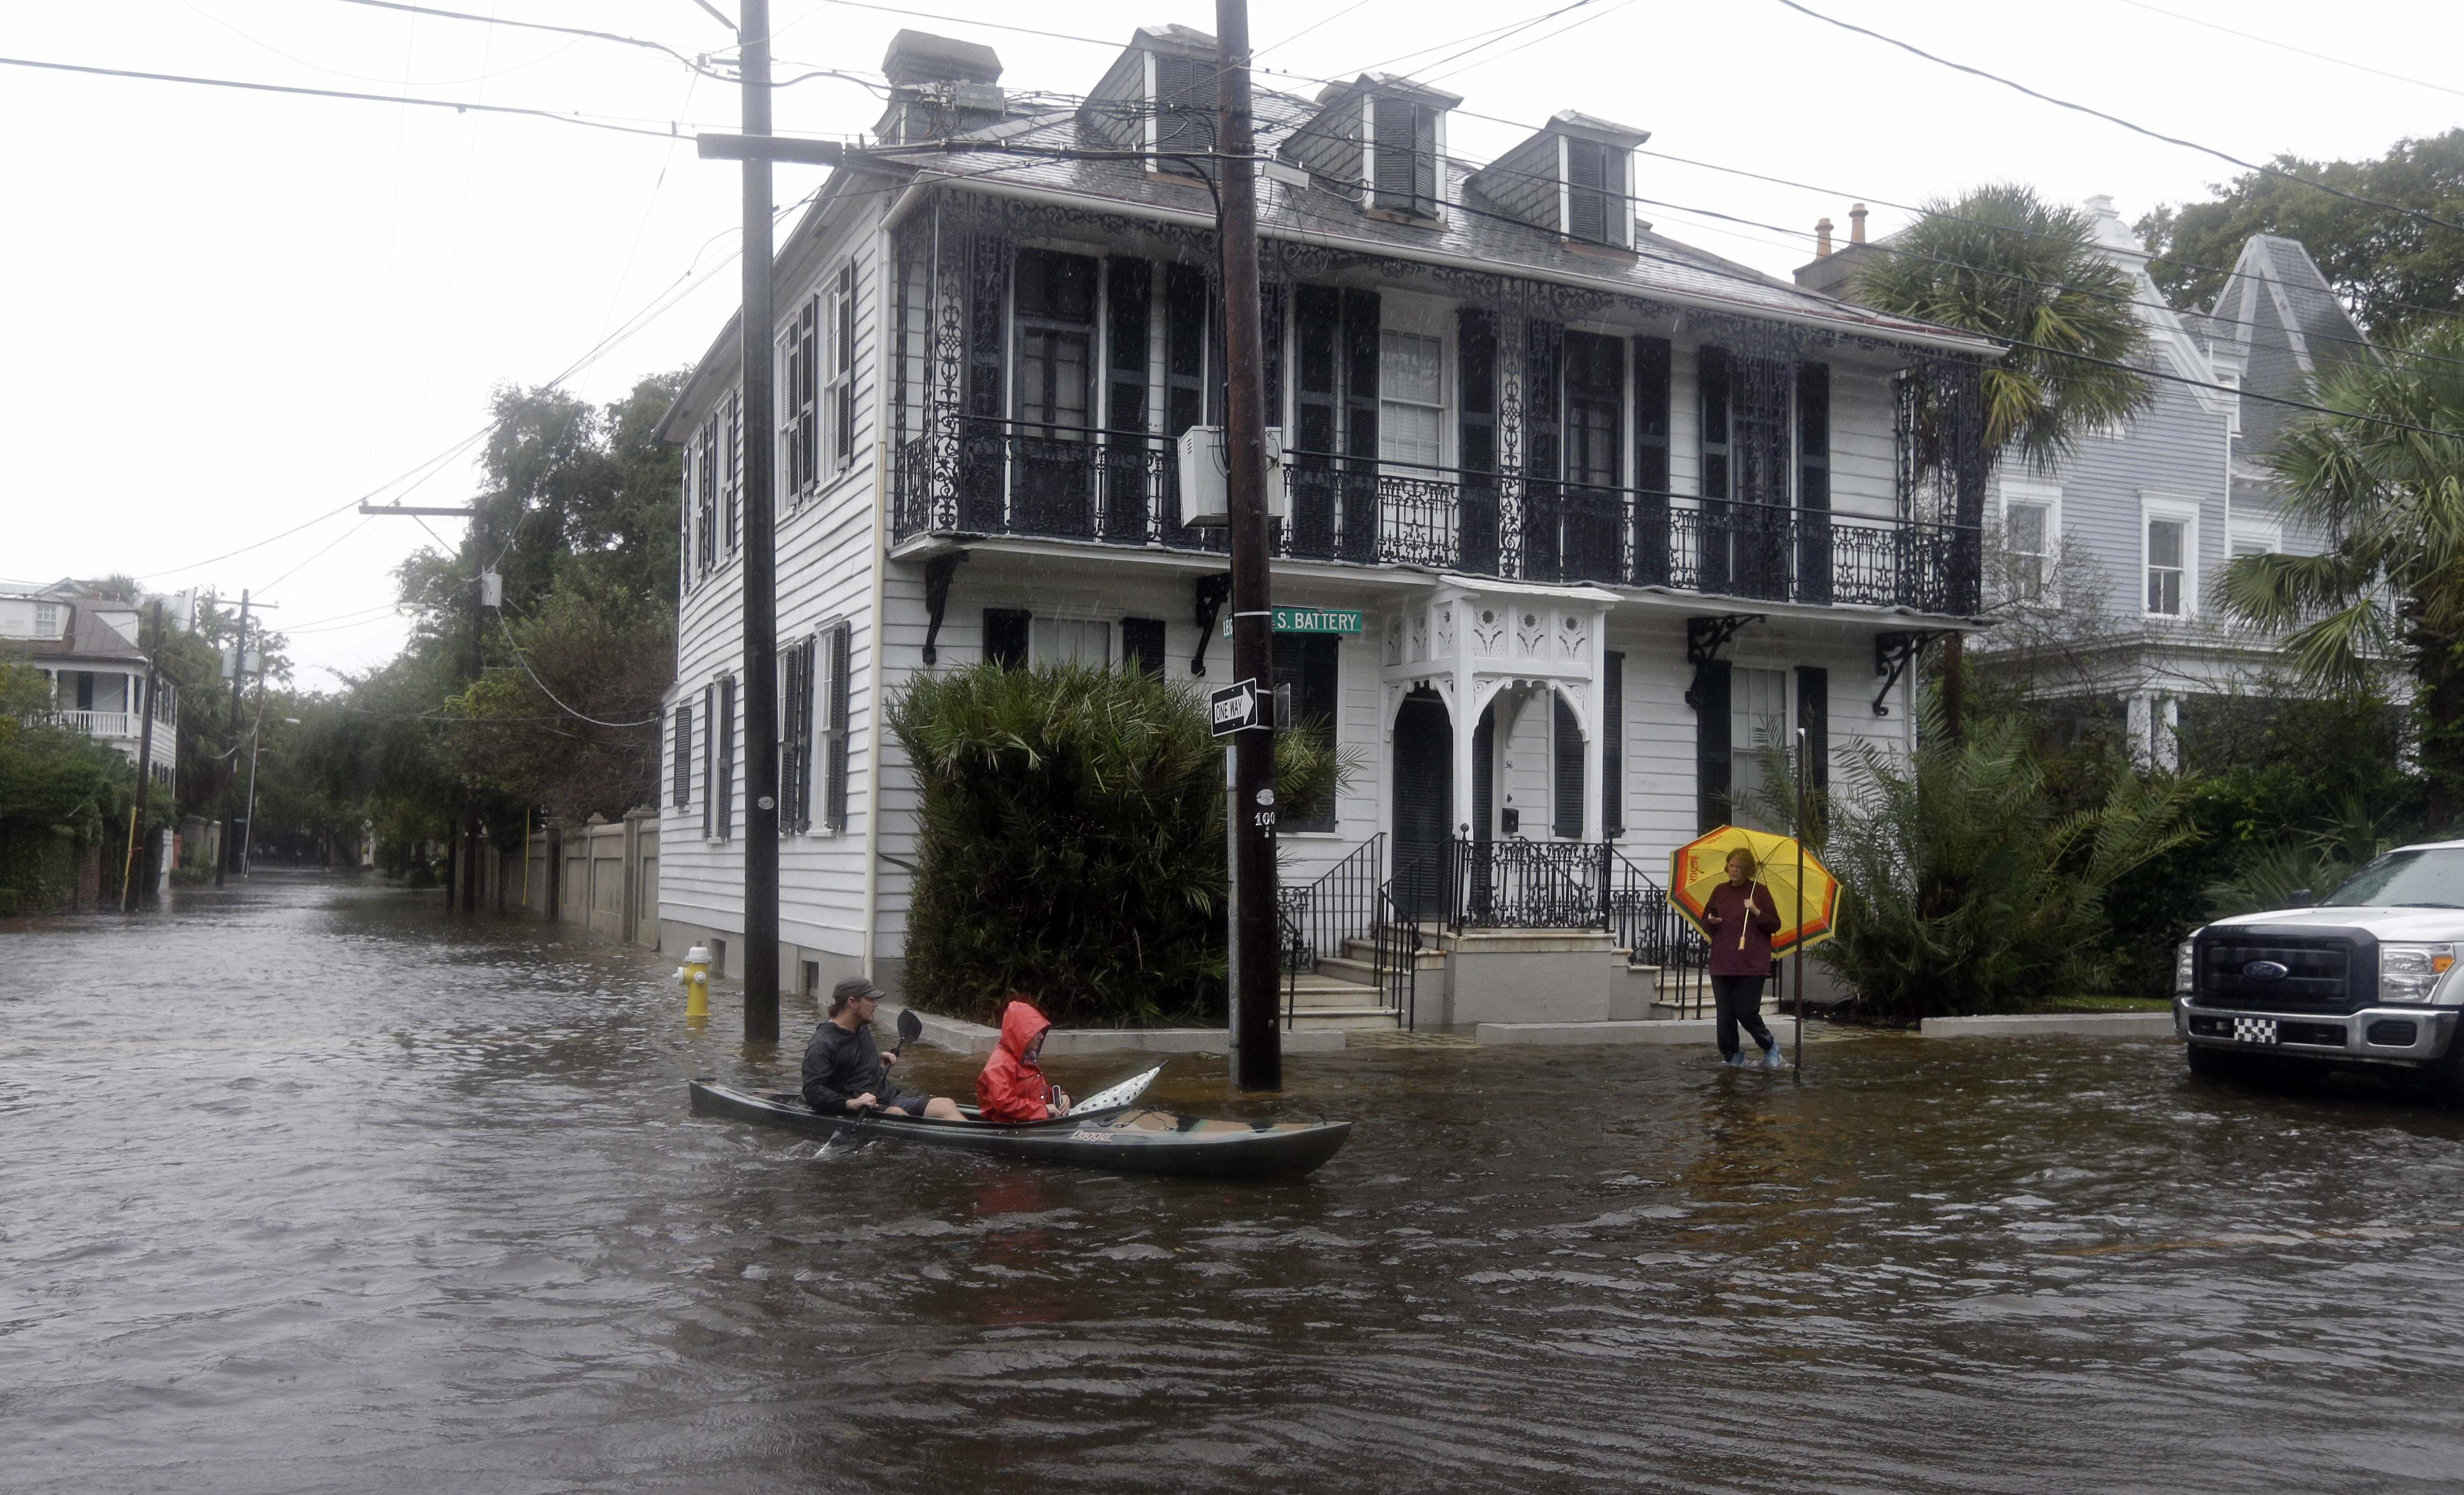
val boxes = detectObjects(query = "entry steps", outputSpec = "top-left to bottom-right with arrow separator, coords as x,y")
1282,926 -> 1772,1031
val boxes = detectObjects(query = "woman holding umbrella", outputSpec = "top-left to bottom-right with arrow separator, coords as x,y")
1702,848 -> 1787,1069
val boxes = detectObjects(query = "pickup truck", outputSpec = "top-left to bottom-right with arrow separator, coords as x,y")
2177,840 -> 2464,1103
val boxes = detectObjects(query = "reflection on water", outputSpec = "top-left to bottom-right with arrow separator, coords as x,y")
7,873 -> 2464,1491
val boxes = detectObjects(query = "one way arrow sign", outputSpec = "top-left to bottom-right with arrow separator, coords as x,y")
1209,678 -> 1271,738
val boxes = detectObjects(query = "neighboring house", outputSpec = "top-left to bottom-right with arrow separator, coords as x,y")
2,583 -> 178,789
655,26 -> 1995,1025
1797,199 -> 2369,766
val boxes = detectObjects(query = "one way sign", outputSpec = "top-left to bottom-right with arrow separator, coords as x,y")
1209,678 -> 1272,738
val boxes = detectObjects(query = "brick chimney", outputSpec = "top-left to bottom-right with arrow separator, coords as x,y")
875,30 -> 1005,144
1849,203 -> 1868,244
1815,216 -> 1834,257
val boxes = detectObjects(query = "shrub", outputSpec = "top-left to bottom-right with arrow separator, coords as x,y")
1784,697 -> 2195,1022
889,661 -> 1340,1028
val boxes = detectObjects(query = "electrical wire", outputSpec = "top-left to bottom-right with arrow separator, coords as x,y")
1423,0 -> 1641,87
185,0 -> 589,86
1254,0 -> 1379,63
2109,0 -> 2464,101
1769,0 -> 2464,238
494,613 -> 663,727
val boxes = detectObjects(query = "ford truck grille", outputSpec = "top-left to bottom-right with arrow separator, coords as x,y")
2197,929 -> 2374,1014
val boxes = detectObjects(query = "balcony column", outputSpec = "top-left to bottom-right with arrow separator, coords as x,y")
1581,605 -> 1609,842
1451,602 -> 1478,852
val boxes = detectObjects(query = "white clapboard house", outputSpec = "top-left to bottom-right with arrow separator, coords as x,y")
652,26 -> 1995,1028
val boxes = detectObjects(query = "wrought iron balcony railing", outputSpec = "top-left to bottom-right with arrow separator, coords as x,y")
893,415 -> 1977,613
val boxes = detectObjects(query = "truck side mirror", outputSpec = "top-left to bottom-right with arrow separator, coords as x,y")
2288,888 -> 2315,908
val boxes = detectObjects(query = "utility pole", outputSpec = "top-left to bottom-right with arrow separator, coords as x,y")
1217,0 -> 1280,1091
357,499 -> 483,905
124,598 -> 165,912
217,589 -> 251,888
239,667 -> 267,876
733,0 -> 784,1044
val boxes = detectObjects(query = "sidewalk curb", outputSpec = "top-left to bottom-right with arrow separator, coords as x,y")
877,1003 -> 1343,1056
1477,1019 -> 1726,1047
1919,1012 -> 2177,1039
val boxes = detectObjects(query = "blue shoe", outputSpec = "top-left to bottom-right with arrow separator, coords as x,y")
1763,1044 -> 1787,1070
1723,1051 -> 1748,1067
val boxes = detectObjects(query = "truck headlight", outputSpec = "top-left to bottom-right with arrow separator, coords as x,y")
2378,943 -> 2455,1004
2174,937 -> 2198,995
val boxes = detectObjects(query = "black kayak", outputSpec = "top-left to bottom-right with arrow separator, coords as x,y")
686,1080 -> 1351,1181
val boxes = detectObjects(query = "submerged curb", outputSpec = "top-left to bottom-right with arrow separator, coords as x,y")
877,1002 -> 1344,1057
1919,1012 -> 2177,1039
1477,1019 -> 1727,1046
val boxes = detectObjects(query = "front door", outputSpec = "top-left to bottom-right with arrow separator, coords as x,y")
1391,687 -> 1453,920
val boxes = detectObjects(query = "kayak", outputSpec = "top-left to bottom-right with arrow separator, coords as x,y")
686,1078 -> 1351,1181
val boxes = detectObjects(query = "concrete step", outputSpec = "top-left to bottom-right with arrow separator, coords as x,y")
1287,1008 -> 1402,1031
1286,991 -> 1388,1014
1336,938 -> 1447,971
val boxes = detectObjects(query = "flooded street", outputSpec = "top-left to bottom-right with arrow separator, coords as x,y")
8,872 -> 2464,1492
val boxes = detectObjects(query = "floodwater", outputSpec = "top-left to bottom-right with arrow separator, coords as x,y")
8,873 -> 2464,1493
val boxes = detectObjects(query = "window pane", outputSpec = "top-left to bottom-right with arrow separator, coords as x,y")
2149,518 -> 2184,569
1381,331 -> 1441,404
1380,402 -> 1442,467
2007,502 -> 2047,555
1034,618 -> 1109,666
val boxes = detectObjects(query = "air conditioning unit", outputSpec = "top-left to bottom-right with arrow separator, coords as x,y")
1175,425 -> 1288,526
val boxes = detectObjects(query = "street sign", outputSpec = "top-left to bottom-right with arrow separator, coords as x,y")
1220,606 -> 1365,638
1209,678 -> 1272,738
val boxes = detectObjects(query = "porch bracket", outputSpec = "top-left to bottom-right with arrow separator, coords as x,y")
1872,630 -> 1936,716
1682,614 -> 1762,710
1190,573 -> 1234,677
920,550 -> 967,665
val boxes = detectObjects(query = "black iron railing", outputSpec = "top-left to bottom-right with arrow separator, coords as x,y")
1603,848 -> 1712,1017
893,417 -> 1978,613
1278,834 -> 1416,1029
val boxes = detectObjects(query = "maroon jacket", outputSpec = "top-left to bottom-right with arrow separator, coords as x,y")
1704,881 -> 1783,977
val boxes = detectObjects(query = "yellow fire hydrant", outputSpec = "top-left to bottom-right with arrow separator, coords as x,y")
675,945 -> 711,1021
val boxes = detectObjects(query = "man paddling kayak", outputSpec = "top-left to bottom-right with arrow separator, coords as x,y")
977,998 -> 1074,1123
801,978 -> 965,1120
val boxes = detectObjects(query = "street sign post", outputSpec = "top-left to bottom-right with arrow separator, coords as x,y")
1209,678 -> 1272,738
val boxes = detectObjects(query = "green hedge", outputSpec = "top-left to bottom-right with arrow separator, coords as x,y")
889,661 -> 1336,1028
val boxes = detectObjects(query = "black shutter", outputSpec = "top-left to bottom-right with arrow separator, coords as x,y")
1122,617 -> 1167,678
1602,651 -> 1624,836
1291,284 -> 1342,558
825,623 -> 851,830
1339,289 -> 1381,563
1695,659 -> 1731,832
1633,335 -> 1672,587
983,608 -> 1030,669
1459,308 -> 1499,574
1372,95 -> 1414,211
1698,345 -> 1733,594
673,704 -> 692,809
1553,693 -> 1585,838
1272,634 -> 1340,831
1413,106 -> 1438,213
959,232 -> 1009,529
1797,362 -> 1833,605
797,638 -> 820,833
1153,53 -> 1220,179
1103,258 -> 1153,541
777,640 -> 804,835
701,682 -> 715,838
1164,264 -> 1207,441
1472,703 -> 1495,843
1260,281 -> 1286,435
1796,665 -> 1829,793
1566,139 -> 1609,243
717,674 -> 737,840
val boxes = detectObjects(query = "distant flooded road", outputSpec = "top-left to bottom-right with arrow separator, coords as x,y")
8,871 -> 2464,1491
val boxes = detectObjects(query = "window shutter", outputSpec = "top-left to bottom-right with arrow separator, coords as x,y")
1553,693 -> 1585,838
1796,665 -> 1829,792
1566,140 -> 1609,243
1371,97 -> 1423,211
1694,660 -> 1731,832
679,432 -> 696,590
1602,651 -> 1624,836
1294,285 -> 1341,452
1121,616 -> 1167,678
673,704 -> 692,808
1164,264 -> 1208,441
1798,362 -> 1832,603
835,265 -> 857,466
1458,308 -> 1499,574
1153,54 -> 1220,178
983,608 -> 1030,670
1272,634 -> 1341,832
716,674 -> 737,840
701,683 -> 715,838
1414,106 -> 1438,211
1472,704 -> 1495,843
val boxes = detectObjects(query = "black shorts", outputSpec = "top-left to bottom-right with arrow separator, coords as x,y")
874,1089 -> 930,1116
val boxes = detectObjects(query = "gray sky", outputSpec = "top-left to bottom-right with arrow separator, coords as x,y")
7,0 -> 2458,689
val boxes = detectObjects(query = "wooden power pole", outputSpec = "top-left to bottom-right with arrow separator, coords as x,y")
216,589 -> 251,888
1217,0 -> 1280,1091
734,0 -> 784,1043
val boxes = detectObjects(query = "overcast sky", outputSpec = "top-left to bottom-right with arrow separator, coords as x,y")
6,0 -> 2458,688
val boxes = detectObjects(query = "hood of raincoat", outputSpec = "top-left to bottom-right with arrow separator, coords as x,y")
977,1000 -> 1057,1123
996,999 -> 1051,1062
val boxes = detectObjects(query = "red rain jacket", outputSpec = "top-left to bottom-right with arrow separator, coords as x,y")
977,1000 -> 1058,1122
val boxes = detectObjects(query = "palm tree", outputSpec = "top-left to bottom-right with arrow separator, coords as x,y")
2219,321 -> 2464,827
1851,184 -> 2156,472
1845,184 -> 2156,733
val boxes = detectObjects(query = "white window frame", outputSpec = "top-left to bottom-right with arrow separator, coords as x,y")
1377,329 -> 1446,469
1376,293 -> 1452,474
1999,478 -> 2061,597
2228,518 -> 2283,558
1728,664 -> 1792,835
2142,493 -> 2202,620
1030,616 -> 1112,668
33,602 -> 60,637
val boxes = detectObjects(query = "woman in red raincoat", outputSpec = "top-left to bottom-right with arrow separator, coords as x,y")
977,997 -> 1074,1122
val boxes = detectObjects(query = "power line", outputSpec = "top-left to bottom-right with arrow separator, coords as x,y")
1769,0 -> 2464,239
184,0 -> 589,87
1423,0 -> 1641,87
494,613 -> 663,727
0,54 -> 686,137
2110,0 -> 2464,101
1254,0 -> 1378,62
330,0 -> 714,75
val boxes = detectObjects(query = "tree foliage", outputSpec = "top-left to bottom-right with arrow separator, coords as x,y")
2136,130 -> 2464,339
890,661 -> 1343,1027
1787,696 -> 2195,1021
2216,320 -> 2464,826
1851,183 -> 2155,474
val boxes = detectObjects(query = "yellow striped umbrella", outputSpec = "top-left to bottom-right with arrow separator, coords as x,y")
1670,825 -> 1841,956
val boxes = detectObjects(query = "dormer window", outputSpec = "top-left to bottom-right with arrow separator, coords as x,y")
1564,138 -> 1618,245
1371,96 -> 1438,216
1151,50 -> 1220,178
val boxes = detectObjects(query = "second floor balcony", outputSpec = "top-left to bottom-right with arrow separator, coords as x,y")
893,417 -> 1979,614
